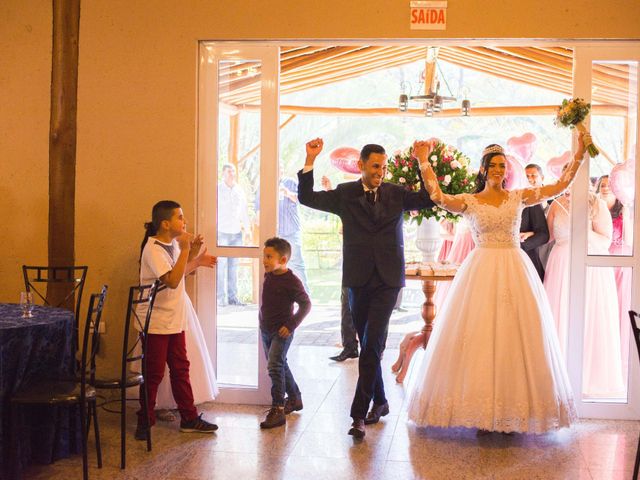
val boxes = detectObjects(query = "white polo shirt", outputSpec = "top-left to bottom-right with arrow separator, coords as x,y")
137,237 -> 195,334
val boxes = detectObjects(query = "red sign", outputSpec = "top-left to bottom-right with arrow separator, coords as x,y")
410,1 -> 447,30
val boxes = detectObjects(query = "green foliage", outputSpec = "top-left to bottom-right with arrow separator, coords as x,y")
386,141 -> 476,223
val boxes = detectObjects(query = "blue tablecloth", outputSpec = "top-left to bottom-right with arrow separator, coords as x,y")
0,303 -> 79,479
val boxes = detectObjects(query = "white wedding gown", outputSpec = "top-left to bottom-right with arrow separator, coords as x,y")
407,190 -> 576,433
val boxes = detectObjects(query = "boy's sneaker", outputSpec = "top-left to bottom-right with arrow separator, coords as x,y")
284,396 -> 303,415
134,424 -> 149,441
180,413 -> 218,433
260,407 -> 286,429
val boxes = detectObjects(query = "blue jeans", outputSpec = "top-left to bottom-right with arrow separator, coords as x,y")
217,232 -> 242,303
260,329 -> 300,406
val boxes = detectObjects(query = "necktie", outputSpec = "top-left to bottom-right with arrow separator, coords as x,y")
365,190 -> 376,205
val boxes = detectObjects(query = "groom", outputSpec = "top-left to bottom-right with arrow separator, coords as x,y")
298,138 -> 434,437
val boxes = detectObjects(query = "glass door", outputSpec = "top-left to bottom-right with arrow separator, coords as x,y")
196,43 -> 280,404
569,44 -> 640,419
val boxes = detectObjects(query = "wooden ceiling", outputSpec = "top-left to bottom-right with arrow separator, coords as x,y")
219,46 -> 632,108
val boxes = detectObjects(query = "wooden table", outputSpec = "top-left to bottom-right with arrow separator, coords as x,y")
391,273 -> 455,383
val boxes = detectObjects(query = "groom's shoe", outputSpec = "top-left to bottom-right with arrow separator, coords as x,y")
364,402 -> 390,425
329,349 -> 359,362
348,419 -> 366,438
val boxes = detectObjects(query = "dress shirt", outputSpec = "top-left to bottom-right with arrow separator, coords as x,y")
218,182 -> 250,234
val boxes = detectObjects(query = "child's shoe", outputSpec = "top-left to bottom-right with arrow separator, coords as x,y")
180,413 -> 218,433
284,396 -> 303,415
260,406 -> 286,429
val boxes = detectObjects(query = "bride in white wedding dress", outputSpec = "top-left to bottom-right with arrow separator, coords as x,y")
407,134 -> 591,433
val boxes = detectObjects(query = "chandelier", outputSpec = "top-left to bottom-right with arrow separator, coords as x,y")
398,47 -> 471,117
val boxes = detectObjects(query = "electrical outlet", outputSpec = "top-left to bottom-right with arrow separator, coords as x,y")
98,321 -> 106,334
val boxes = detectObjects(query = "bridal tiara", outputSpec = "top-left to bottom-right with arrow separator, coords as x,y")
482,145 -> 505,156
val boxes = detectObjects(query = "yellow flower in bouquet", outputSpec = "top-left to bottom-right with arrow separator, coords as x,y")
554,97 -> 599,157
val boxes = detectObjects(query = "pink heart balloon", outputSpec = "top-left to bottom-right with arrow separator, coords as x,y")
330,147 -> 360,174
507,133 -> 537,164
504,154 -> 527,190
609,160 -> 635,206
546,151 -> 572,180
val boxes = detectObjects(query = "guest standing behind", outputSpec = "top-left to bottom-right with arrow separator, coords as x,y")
321,176 -> 359,363
278,171 -> 310,292
597,174 -> 631,380
259,237 -> 312,429
217,164 -> 251,306
137,200 -> 218,440
298,138 -> 434,438
520,163 -> 550,281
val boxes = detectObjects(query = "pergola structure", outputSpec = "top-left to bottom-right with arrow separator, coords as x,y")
218,45 -> 633,167
221,46 -> 631,109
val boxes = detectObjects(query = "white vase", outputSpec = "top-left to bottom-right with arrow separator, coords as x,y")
415,216 -> 442,263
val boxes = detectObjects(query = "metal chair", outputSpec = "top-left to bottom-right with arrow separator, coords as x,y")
629,310 -> 640,480
22,265 -> 89,349
94,281 -> 160,469
11,285 -> 108,480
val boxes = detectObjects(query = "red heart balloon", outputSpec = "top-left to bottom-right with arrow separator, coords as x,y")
609,160 -> 635,206
546,151 -> 572,180
330,147 -> 360,174
507,133 -> 537,164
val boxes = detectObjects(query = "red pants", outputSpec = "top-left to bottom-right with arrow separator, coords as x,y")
137,331 -> 198,426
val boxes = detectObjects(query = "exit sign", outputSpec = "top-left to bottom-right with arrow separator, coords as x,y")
410,0 -> 448,30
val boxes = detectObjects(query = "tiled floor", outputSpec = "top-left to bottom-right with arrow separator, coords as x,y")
24,345 -> 639,479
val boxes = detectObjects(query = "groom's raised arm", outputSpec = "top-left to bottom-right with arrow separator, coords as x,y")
297,138 -> 341,215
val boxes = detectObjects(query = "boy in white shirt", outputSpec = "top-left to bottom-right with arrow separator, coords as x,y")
136,200 -> 218,440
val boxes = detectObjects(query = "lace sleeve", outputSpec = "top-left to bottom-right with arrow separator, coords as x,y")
421,164 -> 468,214
521,152 -> 586,206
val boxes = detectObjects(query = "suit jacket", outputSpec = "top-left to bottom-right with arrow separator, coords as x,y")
520,204 -> 550,281
298,169 -> 434,288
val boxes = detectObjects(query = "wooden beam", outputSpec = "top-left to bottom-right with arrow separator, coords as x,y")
238,103 -> 627,118
229,113 -> 239,169
48,0 -> 80,307
237,114 -> 297,166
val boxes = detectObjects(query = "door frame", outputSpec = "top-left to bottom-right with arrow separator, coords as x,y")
196,43 -> 280,404
196,39 -> 640,414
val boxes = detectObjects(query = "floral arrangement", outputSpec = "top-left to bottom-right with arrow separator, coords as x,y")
386,140 -> 476,224
554,97 -> 599,157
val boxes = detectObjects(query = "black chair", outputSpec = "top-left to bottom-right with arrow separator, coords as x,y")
11,285 -> 108,480
23,265 -> 89,349
629,310 -> 640,480
94,281 -> 160,469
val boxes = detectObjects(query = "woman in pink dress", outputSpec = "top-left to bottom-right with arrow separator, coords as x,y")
434,220 -> 475,308
437,220 -> 455,262
544,190 -> 625,398
597,175 -> 632,378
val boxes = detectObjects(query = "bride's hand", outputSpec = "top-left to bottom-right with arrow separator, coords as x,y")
412,140 -> 432,166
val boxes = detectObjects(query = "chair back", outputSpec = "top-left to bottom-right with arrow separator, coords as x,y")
121,282 -> 161,385
80,286 -> 108,399
630,310 -> 640,362
23,265 -> 89,348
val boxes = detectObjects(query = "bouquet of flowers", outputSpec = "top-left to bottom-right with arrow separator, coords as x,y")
386,140 -> 476,224
554,97 -> 599,157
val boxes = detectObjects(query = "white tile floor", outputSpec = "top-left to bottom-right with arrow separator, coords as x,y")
24,345 -> 640,479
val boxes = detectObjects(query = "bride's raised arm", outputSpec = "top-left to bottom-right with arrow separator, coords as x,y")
413,140 -> 468,214
521,132 -> 591,206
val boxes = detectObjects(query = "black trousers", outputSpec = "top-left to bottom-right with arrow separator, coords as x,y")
340,287 -> 358,352
348,269 -> 400,419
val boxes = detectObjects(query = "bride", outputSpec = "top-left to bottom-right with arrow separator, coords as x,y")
406,133 -> 591,434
